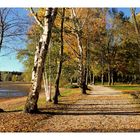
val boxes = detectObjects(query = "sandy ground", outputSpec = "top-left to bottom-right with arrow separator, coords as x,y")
1,84 -> 140,132
36,85 -> 140,132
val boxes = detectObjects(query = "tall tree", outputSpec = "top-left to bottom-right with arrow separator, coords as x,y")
130,9 -> 140,37
53,8 -> 65,104
129,8 -> 140,83
24,8 -> 57,113
71,8 -> 88,94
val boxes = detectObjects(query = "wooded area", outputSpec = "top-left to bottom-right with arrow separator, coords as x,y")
0,8 -> 140,114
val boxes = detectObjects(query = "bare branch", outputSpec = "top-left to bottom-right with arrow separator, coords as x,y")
29,8 -> 44,29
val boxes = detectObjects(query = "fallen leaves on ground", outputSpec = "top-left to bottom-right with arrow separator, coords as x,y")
1,86 -> 140,132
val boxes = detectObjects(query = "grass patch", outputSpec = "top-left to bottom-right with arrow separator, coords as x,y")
60,88 -> 80,96
14,105 -> 24,111
64,84 -> 79,89
107,85 -> 140,91
37,87 -> 81,107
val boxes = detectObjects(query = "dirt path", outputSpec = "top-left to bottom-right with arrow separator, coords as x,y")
36,85 -> 140,132
1,85 -> 140,132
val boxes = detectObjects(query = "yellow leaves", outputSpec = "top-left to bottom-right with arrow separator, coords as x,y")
28,8 -> 45,21
37,8 -> 45,17
27,23 -> 42,41
136,12 -> 140,23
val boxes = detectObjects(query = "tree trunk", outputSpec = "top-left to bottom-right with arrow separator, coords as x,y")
130,9 -> 140,36
85,38 -> 88,86
53,8 -> 65,104
85,27 -> 90,86
101,71 -> 104,85
71,8 -> 87,94
77,34 -> 87,94
24,8 -> 57,113
92,73 -> 95,85
101,51 -> 104,85
44,44 -> 52,102
111,71 -> 114,85
85,68 -> 88,85
24,42 -> 49,113
76,32 -> 87,93
89,71 -> 91,84
130,8 -> 140,47
43,72 -> 51,102
108,64 -> 111,86
70,78 -> 73,85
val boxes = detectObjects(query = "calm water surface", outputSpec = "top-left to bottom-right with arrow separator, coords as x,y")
0,88 -> 27,98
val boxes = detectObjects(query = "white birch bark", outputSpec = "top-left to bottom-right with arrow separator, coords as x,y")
71,8 -> 87,94
24,8 -> 57,113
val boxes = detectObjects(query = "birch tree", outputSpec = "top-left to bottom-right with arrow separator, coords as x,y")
43,44 -> 52,102
71,8 -> 88,94
130,8 -> 140,83
24,8 -> 57,113
130,8 -> 140,35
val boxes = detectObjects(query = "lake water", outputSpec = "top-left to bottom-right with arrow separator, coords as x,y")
0,88 -> 28,98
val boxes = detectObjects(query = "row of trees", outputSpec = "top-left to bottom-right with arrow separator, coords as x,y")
0,71 -> 23,81
0,8 -> 139,113
17,8 -> 140,113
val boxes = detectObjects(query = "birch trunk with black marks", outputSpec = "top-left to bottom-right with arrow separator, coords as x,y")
43,71 -> 51,102
24,8 -> 57,113
53,8 -> 65,104
48,46 -> 52,102
77,34 -> 87,94
71,8 -> 87,94
43,45 -> 52,102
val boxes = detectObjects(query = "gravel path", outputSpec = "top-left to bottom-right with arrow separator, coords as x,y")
36,85 -> 140,132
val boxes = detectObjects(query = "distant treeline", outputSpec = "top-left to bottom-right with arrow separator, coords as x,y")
0,71 -> 24,82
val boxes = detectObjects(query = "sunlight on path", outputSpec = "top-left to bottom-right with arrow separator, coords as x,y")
37,85 -> 140,132
89,85 -> 122,96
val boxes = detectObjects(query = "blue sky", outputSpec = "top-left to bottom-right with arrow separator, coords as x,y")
0,8 -> 30,72
0,8 -> 140,72
118,8 -> 140,17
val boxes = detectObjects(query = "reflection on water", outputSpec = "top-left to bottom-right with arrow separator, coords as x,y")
0,88 -> 27,98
